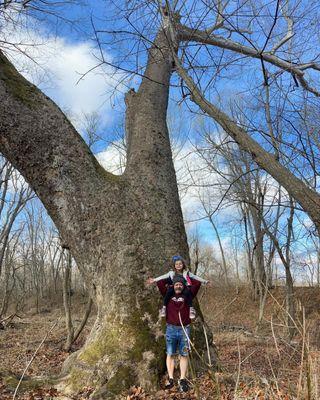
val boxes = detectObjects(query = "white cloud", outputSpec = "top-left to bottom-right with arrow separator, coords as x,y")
96,145 -> 126,175
95,141 -> 239,228
172,144 -> 239,224
44,42 -> 115,117
0,9 -> 123,129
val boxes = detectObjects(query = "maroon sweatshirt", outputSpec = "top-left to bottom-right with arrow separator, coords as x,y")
157,278 -> 201,326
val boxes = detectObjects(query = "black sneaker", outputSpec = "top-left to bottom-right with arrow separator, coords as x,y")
165,378 -> 174,390
179,378 -> 189,392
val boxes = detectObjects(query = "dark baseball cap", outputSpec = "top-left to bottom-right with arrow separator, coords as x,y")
172,275 -> 185,285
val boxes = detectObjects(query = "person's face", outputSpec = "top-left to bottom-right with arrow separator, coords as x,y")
174,260 -> 184,272
174,282 -> 184,294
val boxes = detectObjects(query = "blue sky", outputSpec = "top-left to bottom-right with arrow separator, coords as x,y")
1,0 -> 319,281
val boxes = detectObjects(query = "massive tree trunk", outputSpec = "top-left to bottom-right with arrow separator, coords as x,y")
0,27 -> 211,398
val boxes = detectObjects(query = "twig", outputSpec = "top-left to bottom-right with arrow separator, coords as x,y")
211,296 -> 238,321
0,313 -> 21,325
234,337 -> 241,399
270,314 -> 281,357
267,354 -> 280,396
178,311 -> 211,365
262,284 -> 303,336
203,324 -> 212,367
297,307 -> 306,399
13,316 -> 61,400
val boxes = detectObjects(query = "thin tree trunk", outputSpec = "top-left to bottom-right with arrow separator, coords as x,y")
71,297 -> 93,346
262,198 -> 296,338
242,206 -> 256,295
0,283 -> 9,319
285,198 -> 296,339
285,264 -> 295,339
63,250 -> 74,351
193,236 -> 200,274
209,216 -> 229,286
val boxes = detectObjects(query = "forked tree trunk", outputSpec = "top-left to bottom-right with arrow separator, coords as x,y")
0,27 -> 213,399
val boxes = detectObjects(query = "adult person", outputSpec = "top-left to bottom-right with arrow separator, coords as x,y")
156,274 -> 202,392
147,255 -> 209,319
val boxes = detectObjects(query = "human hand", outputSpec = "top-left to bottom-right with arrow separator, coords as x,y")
146,277 -> 155,285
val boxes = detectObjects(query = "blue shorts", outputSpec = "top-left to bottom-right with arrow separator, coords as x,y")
166,324 -> 191,357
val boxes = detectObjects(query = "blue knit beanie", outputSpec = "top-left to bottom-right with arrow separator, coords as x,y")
172,255 -> 183,263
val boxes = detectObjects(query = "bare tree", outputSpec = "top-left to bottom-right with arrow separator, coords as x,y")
188,118 -> 300,328
0,158 -> 33,276
0,226 -> 24,318
0,157 -> 33,317
263,197 -> 296,338
198,200 -> 230,286
62,248 -> 93,352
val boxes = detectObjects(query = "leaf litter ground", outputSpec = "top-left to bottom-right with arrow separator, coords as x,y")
1,286 -> 320,399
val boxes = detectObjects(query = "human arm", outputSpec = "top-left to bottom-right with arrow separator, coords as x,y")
152,271 -> 172,282
146,271 -> 171,285
188,271 -> 209,284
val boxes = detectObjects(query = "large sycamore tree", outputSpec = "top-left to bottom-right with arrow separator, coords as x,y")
1,0 -> 320,398
0,6 -> 213,399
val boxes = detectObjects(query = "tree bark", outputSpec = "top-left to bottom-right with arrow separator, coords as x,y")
0,26 -> 213,398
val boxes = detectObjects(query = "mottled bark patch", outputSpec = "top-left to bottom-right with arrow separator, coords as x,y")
0,52 -> 38,108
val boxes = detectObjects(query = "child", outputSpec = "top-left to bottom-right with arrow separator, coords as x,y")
147,255 -> 209,319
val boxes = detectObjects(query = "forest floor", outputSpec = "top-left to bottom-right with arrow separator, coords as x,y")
1,286 -> 320,399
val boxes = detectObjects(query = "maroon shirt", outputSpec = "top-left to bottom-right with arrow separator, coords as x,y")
157,278 -> 201,326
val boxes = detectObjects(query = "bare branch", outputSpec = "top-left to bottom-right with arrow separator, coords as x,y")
171,50 -> 320,231
177,24 -> 320,97
270,0 -> 294,54
205,0 -> 228,34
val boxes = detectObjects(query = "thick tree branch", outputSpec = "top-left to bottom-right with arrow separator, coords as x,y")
125,23 -> 176,179
0,51 -> 121,247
